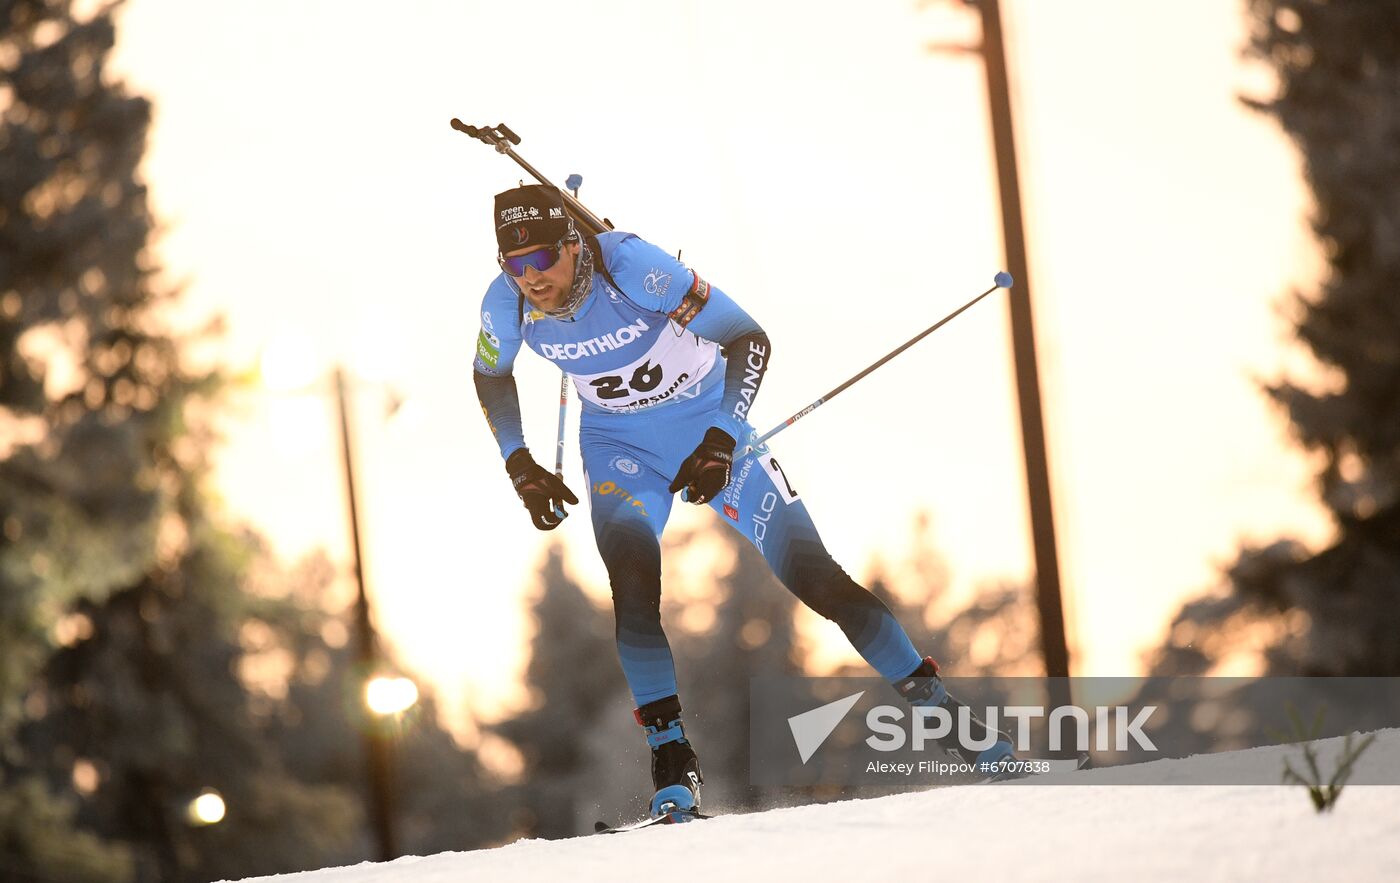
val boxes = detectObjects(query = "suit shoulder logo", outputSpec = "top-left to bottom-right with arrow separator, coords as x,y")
644,268 -> 672,297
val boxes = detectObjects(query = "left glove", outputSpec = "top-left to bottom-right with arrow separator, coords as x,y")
667,427 -> 736,505
505,448 -> 579,531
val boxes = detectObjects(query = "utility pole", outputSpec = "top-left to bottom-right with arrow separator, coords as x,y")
333,366 -> 398,861
952,0 -> 1073,695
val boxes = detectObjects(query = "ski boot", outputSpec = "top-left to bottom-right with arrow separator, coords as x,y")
635,695 -> 704,821
894,656 -> 1022,780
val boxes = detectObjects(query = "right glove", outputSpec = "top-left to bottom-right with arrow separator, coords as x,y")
505,448 -> 579,531
667,427 -> 736,505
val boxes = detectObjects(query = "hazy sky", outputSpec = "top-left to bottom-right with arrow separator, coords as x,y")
109,0 -> 1331,736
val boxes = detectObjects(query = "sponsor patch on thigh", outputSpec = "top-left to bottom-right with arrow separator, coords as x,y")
592,478 -> 650,517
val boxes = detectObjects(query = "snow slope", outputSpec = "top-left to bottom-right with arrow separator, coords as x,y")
229,729 -> 1400,883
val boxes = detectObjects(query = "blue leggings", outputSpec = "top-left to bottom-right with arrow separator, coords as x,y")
582,415 -> 922,706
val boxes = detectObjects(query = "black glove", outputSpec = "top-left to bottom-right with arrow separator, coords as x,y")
667,427 -> 736,505
505,449 -> 579,531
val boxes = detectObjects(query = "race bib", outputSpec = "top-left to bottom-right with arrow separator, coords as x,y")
570,326 -> 718,411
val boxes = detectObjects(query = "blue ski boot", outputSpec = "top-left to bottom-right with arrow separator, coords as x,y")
635,695 -> 703,821
894,656 -> 1021,780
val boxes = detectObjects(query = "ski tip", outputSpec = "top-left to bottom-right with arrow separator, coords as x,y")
994,271 -> 1014,289
594,821 -> 610,833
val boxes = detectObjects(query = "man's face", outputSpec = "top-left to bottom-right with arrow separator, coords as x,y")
504,240 -> 580,313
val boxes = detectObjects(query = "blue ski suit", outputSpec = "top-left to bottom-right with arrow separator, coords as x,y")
474,232 -> 923,705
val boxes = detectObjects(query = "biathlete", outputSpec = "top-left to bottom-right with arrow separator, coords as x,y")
473,184 -> 1016,819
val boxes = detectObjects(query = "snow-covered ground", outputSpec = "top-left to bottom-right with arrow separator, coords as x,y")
230,729 -> 1400,883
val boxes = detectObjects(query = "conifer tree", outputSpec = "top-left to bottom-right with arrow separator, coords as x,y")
1151,1 -> 1400,678
1,1 -> 195,876
491,543 -> 621,837
0,2 -> 516,877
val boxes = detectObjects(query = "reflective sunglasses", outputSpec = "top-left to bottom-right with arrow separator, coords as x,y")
498,239 -> 567,278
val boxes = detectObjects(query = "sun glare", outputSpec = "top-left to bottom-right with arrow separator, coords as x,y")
258,332 -> 322,393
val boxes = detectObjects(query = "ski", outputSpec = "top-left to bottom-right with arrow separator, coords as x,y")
593,808 -> 712,835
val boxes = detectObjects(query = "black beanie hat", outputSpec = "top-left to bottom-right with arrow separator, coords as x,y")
494,184 -> 575,254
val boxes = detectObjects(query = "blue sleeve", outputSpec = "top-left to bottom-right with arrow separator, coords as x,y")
473,278 -> 528,459
473,276 -> 525,376
604,233 -> 771,443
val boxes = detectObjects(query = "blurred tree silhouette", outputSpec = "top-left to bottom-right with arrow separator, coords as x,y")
0,1 -> 508,878
855,513 -> 1041,680
490,542 -> 622,838
1,0 -> 201,877
1149,1 -> 1400,678
20,543 -> 363,882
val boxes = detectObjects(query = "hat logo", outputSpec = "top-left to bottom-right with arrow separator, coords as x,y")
511,226 -> 529,245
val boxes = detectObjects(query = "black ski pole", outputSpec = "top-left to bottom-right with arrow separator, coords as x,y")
450,119 -> 613,236
738,273 -> 1014,458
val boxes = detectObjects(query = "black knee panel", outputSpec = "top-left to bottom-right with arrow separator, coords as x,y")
783,540 -> 879,622
598,522 -> 664,632
778,539 -> 893,652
